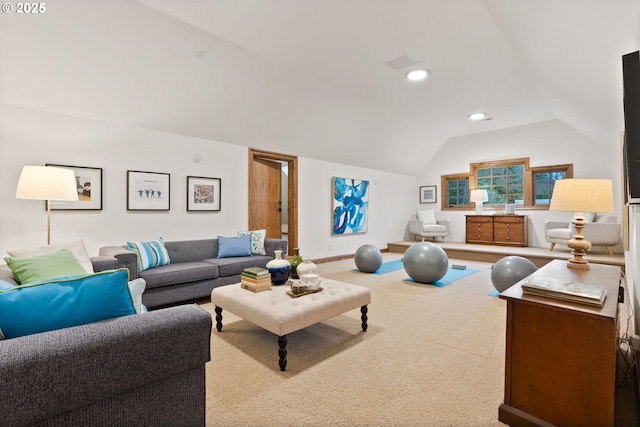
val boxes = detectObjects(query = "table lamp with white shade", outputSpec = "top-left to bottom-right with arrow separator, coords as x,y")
548,178 -> 614,270
470,189 -> 489,215
15,165 -> 78,245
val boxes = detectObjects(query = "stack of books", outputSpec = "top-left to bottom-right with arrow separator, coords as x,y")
521,276 -> 606,307
240,267 -> 272,292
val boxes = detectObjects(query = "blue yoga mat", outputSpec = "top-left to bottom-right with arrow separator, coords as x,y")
354,259 -> 405,275
403,267 -> 479,287
372,259 -> 405,275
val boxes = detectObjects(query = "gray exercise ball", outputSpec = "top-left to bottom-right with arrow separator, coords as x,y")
403,242 -> 449,284
491,256 -> 538,292
354,244 -> 383,273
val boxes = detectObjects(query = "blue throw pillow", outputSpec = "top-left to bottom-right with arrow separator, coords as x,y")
127,238 -> 171,271
0,268 -> 136,339
217,235 -> 253,258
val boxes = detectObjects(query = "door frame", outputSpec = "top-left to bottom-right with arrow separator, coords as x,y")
248,148 -> 298,255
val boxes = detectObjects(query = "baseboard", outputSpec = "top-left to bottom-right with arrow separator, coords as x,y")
313,247 -> 388,264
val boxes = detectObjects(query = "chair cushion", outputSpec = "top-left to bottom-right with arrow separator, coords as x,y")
417,209 -> 437,225
422,224 -> 447,233
547,228 -> 572,239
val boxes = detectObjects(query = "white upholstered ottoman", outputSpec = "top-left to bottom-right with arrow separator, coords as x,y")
211,278 -> 371,371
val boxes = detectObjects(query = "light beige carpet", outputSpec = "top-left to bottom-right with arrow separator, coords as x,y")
198,253 -> 508,427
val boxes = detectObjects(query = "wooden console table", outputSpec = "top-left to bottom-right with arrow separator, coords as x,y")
465,214 -> 528,246
499,259 -> 622,427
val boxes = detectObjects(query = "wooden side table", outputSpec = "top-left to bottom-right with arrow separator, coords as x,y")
499,259 -> 622,427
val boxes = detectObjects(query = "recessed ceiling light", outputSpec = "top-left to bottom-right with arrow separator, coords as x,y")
405,69 -> 430,81
468,112 -> 487,121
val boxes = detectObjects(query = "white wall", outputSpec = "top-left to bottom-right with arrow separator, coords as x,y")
0,104 -> 416,260
416,119 -> 623,248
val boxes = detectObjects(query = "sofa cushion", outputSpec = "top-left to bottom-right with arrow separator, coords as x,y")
217,235 -> 252,258
238,229 -> 267,255
0,268 -> 136,339
127,238 -> 171,272
204,255 -> 272,277
7,239 -> 94,274
164,239 -> 217,263
4,249 -> 87,284
139,262 -> 219,289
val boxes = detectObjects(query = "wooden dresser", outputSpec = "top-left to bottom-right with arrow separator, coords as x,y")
499,260 -> 622,427
465,214 -> 528,246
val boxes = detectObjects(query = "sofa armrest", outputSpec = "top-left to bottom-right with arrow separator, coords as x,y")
0,304 -> 212,426
264,238 -> 288,257
99,246 -> 139,279
90,256 -> 118,273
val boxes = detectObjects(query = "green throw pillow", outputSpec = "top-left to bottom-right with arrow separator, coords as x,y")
4,249 -> 86,284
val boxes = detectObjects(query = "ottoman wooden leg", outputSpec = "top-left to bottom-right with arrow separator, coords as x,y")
361,305 -> 368,331
214,306 -> 223,332
278,335 -> 288,371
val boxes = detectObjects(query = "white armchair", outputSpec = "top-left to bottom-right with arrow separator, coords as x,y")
544,214 -> 621,256
408,210 -> 450,242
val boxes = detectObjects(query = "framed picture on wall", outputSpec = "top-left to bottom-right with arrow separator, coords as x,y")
331,176 -> 369,235
420,185 -> 437,203
46,164 -> 103,210
186,176 -> 221,211
127,170 -> 170,211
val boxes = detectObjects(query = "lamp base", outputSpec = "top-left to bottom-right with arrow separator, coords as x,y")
475,201 -> 484,215
566,216 -> 592,270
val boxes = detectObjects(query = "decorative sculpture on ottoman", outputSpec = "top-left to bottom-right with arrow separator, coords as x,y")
403,242 -> 449,283
490,256 -> 538,292
354,244 -> 383,273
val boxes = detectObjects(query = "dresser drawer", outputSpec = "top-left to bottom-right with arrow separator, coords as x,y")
493,215 -> 525,224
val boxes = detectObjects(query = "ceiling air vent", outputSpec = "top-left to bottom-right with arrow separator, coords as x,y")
384,54 -> 416,71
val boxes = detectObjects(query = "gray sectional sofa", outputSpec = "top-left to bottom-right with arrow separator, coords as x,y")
1,299 -> 212,426
100,237 -> 288,308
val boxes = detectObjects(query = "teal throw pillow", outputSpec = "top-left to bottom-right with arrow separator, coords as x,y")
217,235 -> 253,258
0,268 -> 136,339
4,249 -> 86,284
127,238 -> 170,271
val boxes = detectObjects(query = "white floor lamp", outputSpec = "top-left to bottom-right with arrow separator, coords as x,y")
15,165 -> 78,245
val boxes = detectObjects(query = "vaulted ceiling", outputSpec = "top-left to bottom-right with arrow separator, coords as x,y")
1,1 -> 639,175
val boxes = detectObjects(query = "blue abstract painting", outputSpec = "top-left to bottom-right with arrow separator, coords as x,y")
332,177 -> 369,235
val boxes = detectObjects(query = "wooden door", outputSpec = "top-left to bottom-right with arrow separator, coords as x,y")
249,157 -> 282,238
248,148 -> 298,255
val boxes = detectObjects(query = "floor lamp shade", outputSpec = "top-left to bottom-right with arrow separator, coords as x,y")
15,166 -> 78,201
15,166 -> 78,244
549,178 -> 614,269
